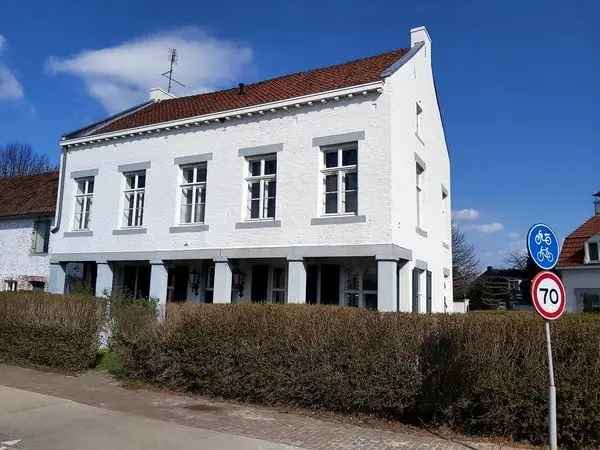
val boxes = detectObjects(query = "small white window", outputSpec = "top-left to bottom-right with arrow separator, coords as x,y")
589,242 -> 599,262
245,154 -> 276,220
416,103 -> 423,137
4,280 -> 17,292
179,163 -> 207,224
31,220 -> 50,254
321,142 -> 358,215
416,163 -> 425,228
73,177 -> 94,230
123,171 -> 145,227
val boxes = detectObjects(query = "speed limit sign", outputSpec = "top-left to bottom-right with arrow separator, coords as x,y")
530,271 -> 566,321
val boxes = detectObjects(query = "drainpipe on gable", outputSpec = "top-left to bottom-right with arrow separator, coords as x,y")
51,145 -> 67,234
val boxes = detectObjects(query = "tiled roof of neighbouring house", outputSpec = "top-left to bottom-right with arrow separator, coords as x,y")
65,48 -> 409,139
0,172 -> 59,219
558,215 -> 600,267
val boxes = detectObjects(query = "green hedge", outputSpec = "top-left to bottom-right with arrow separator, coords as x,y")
112,304 -> 600,449
0,292 -> 105,371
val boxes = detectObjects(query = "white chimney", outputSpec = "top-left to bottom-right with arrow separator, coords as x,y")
594,192 -> 600,215
149,88 -> 176,102
410,25 -> 431,48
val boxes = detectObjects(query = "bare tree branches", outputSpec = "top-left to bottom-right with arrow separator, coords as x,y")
504,251 -> 528,272
0,143 -> 55,177
452,223 -> 480,300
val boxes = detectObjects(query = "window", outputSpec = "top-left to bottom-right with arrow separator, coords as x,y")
509,279 -> 520,290
73,177 -> 94,230
589,242 -> 599,262
31,220 -> 50,254
321,142 -> 357,215
416,103 -> 423,137
204,265 -> 214,303
31,281 -> 45,292
4,280 -> 17,292
123,171 -> 145,227
246,155 -> 276,220
343,267 -> 377,309
180,164 -> 207,224
271,267 -> 286,304
416,163 -> 425,228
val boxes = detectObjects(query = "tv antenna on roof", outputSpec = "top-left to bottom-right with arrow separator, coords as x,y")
161,48 -> 185,93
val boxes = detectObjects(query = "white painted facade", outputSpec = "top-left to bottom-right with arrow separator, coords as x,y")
49,26 -> 452,312
0,216 -> 52,292
560,230 -> 600,312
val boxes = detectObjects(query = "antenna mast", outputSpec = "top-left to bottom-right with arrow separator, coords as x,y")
161,48 -> 185,93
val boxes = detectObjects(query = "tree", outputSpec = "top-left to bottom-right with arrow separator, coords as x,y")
504,250 -> 528,272
452,223 -> 480,300
0,143 -> 54,177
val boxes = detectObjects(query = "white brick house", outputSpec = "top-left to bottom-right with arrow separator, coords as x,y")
49,26 -> 453,312
0,172 -> 58,292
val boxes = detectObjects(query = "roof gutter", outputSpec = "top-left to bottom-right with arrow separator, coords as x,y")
50,147 -> 66,234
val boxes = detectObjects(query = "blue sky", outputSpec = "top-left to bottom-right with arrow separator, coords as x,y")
0,0 -> 598,267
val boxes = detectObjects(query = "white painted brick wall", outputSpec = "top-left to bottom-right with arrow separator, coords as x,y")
0,217 -> 51,289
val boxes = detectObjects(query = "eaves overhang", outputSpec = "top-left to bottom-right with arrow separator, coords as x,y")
60,81 -> 385,149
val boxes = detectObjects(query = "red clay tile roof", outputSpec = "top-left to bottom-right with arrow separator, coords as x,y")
78,48 -> 408,137
558,215 -> 600,267
0,172 -> 59,219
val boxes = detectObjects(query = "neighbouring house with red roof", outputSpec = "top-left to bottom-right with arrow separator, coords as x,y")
0,172 -> 59,292
49,26 -> 453,313
557,192 -> 600,312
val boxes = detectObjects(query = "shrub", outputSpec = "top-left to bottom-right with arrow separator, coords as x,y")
0,292 -> 105,371
111,304 -> 600,449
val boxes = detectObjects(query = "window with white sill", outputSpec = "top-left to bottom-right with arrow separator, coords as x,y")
73,177 -> 94,231
321,142 -> 358,215
179,163 -> 207,224
123,171 -> 145,227
416,103 -> 423,138
245,154 -> 277,220
416,163 -> 425,228
31,220 -> 51,254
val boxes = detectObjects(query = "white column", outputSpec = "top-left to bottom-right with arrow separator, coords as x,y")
213,258 -> 232,303
149,261 -> 169,317
95,262 -> 114,298
287,258 -> 306,304
377,258 -> 398,312
48,262 -> 66,294
398,260 -> 414,312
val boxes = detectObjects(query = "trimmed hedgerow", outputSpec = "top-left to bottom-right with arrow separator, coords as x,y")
111,304 -> 600,449
0,292 -> 105,371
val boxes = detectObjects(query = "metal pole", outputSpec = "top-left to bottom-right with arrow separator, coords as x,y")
545,320 -> 558,450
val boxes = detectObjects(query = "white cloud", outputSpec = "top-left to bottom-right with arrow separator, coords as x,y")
507,231 -> 520,240
47,27 -> 253,113
465,222 -> 504,234
0,35 -> 24,101
452,208 -> 480,221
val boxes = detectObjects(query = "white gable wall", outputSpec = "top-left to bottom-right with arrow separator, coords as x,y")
0,217 -> 51,290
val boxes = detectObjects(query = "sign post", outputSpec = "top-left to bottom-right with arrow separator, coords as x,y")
527,224 -> 564,450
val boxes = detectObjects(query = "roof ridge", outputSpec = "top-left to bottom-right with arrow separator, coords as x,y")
163,47 -> 408,104
0,170 -> 59,181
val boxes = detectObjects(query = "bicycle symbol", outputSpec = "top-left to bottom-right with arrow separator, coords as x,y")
535,230 -> 552,246
537,247 -> 554,263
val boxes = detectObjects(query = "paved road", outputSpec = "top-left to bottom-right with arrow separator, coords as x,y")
0,386 -> 299,450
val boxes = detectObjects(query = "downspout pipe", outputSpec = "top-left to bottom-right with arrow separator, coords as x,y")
51,144 -> 67,234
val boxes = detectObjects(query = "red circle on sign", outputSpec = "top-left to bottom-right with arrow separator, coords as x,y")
530,271 -> 566,320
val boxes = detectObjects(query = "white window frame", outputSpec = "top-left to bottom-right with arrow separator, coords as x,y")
587,240 -> 600,262
4,280 -> 17,292
320,142 -> 358,216
245,154 -> 277,221
416,163 -> 425,228
31,219 -> 51,254
179,163 -> 207,225
73,177 -> 94,231
122,171 -> 146,228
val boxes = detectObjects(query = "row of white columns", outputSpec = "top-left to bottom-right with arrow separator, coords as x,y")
49,257 -> 414,312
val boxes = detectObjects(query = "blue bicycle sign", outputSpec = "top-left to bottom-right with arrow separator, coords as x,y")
527,223 -> 559,270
